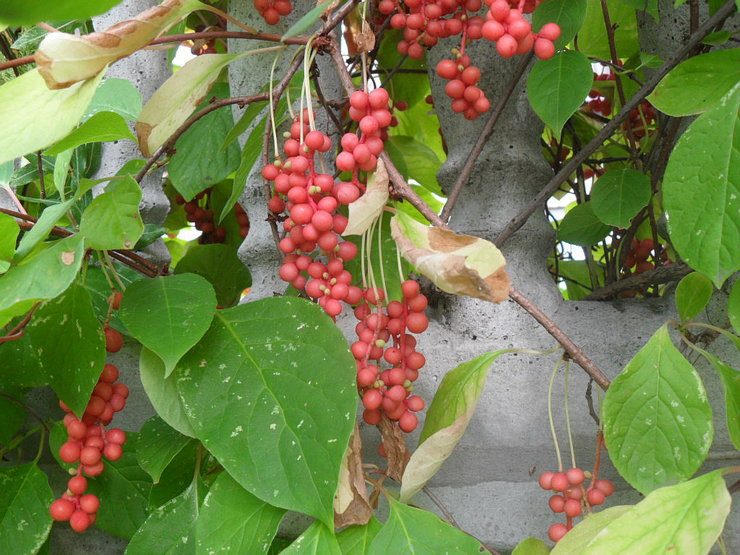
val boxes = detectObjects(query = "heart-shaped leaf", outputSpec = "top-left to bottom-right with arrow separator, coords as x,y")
675,272 -> 714,323
174,244 -> 251,307
591,169 -> 651,228
80,176 -> 144,250
558,202 -> 612,246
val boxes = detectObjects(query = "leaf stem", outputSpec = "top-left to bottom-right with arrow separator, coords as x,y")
548,356 -> 565,472
564,360 -> 576,469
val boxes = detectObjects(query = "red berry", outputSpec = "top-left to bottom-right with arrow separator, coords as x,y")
104,327 -> 123,353
566,468 -> 585,486
539,471 -> 554,490
595,479 -> 615,497
60,441 -> 81,463
548,523 -> 568,542
551,473 -> 568,492
80,446 -> 101,466
100,364 -> 119,384
103,443 -> 123,461
68,475 -> 88,495
548,494 -> 565,513
79,494 -> 100,514
50,499 -> 75,521
67,420 -> 87,441
587,488 -> 606,506
399,411 -> 418,433
70,510 -> 91,532
564,498 -> 582,517
109,292 -> 123,310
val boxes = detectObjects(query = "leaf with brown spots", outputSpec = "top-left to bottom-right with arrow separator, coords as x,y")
378,416 -> 410,482
334,424 -> 373,528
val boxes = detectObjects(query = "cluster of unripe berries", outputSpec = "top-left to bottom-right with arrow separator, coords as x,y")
353,281 -> 429,433
253,0 -> 292,25
175,190 -> 249,243
539,468 -> 615,542
380,0 -> 559,119
50,293 -> 129,532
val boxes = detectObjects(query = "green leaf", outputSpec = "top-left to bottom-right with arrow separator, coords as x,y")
80,176 -> 144,250
663,84 -> 740,288
729,279 -> 740,335
532,0 -> 587,49
282,521 -> 341,554
46,111 -> 135,155
219,116 -> 267,224
551,506 -> 632,553
590,169 -> 651,228
400,350 -> 510,502
0,0 -> 124,25
688,345 -> 740,450
174,297 -> 357,528
0,69 -> 105,166
139,347 -> 197,438
86,434 -> 153,540
119,274 -> 216,376
527,50 -> 594,136
0,464 -> 54,555
385,136 -> 442,195
0,385 -> 26,445
221,99 -> 267,150
53,148 -> 73,195
581,470 -> 731,553
15,199 -> 75,260
282,1 -> 336,41
86,78 -> 143,122
702,30 -> 731,46
137,416 -> 195,483
336,518 -> 383,554
619,0 -> 659,19
147,441 -> 199,509
648,49 -> 740,117
0,212 -> 19,272
368,498 -> 484,554
513,536 -> 552,555
167,84 -> 242,201
557,202 -> 611,246
675,272 -> 714,323
195,472 -> 285,554
125,481 -> 199,555
174,244 -> 251,307
134,224 -> 166,250
577,0 -> 639,60
603,325 -> 713,494
0,234 -> 84,313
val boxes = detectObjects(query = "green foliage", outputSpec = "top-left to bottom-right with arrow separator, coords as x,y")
0,212 -> 19,271
0,464 -> 54,555
336,518 -> 383,554
136,416 -> 196,483
86,78 -> 143,122
675,272 -> 713,323
174,244 -> 251,307
47,111 -> 135,155
590,169 -> 651,228
531,0 -> 587,49
282,521 -> 342,554
557,202 -> 611,246
0,0 -> 124,25
79,176 -> 144,250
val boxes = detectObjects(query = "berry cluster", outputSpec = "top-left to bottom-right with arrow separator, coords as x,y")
587,69 -> 615,117
625,102 -> 655,139
379,0 -> 560,119
539,468 -> 615,542
337,89 -> 394,175
50,295 -> 129,532
253,0 -> 292,25
175,190 -> 249,243
353,281 -> 429,433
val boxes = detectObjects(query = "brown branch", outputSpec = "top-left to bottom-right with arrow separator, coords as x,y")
0,302 -> 39,344
149,30 -> 308,47
494,0 -> 738,247
440,52 -> 534,222
584,262 -> 692,301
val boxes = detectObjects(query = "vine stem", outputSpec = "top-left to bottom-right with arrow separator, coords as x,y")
548,357 -> 564,472
494,0 -> 738,247
564,361 -> 576,469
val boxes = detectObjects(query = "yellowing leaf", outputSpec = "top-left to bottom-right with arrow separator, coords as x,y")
35,0 -> 203,90
390,211 -> 510,302
343,159 -> 389,236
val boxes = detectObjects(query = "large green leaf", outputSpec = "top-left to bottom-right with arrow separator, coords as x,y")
663,84 -> 740,288
385,136 -> 442,195
590,169 -> 651,228
0,464 -> 54,555
220,117 -> 267,224
577,0 -> 639,60
551,506 -> 632,553
532,0 -> 587,49
86,78 -> 143,122
125,481 -> 199,555
527,50 -> 594,136
513,537 -> 551,555
602,325 -> 713,494
14,199 -> 75,260
368,498 -> 484,554
400,350 -> 510,502
581,470 -> 731,553
675,272 -> 714,323
557,202 -> 611,246
137,416 -> 195,483
147,442 -> 199,509
46,111 -> 135,155
282,521 -> 342,554
80,176 -> 144,250
0,69 -> 104,165
648,49 -> 740,117
119,274 -> 216,376
0,212 -> 19,272
86,435 -> 153,540
174,244 -> 251,307
336,518 -> 383,554
0,385 -> 26,445
174,297 -> 357,527
195,472 -> 285,554
0,0 -> 124,25
139,347 -> 197,438
620,0 -> 658,19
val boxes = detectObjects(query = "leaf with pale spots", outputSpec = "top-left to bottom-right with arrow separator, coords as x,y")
195,472 -> 285,554
137,416 -> 196,483
343,158 -> 389,236
173,297 -> 357,528
2,282 -> 106,416
400,350 -> 510,502
80,176 -> 144,251
0,464 -> 54,555
603,325 -> 713,494
390,211 -> 510,303
119,274 -> 216,377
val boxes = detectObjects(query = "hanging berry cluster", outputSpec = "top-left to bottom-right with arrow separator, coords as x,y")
176,190 -> 250,243
50,294 -> 129,532
253,0 -> 292,25
379,0 -> 561,119
353,281 -> 429,433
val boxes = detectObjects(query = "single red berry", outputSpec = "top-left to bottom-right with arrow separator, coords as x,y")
548,494 -> 565,513
100,363 -> 119,384
104,327 -> 123,353
594,479 -> 615,497
564,498 -> 582,517
539,471 -> 554,490
548,523 -> 568,542
70,510 -> 91,532
79,494 -> 100,514
551,473 -> 568,492
59,441 -> 81,463
50,499 -> 75,521
587,488 -> 606,506
566,468 -> 585,486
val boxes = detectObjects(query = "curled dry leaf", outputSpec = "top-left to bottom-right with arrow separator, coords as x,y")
344,10 -> 375,55
35,0 -> 203,89
343,159 -> 389,236
390,211 -> 510,303
334,423 -> 373,528
378,415 -> 410,482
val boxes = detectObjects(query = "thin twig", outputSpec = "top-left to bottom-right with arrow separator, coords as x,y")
440,52 -> 534,222
494,0 -> 738,247
0,303 -> 39,344
583,261 -> 692,300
